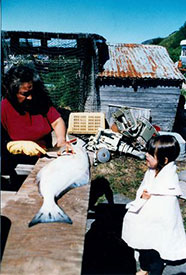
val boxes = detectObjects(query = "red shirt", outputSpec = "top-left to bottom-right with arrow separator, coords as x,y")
1,98 -> 61,147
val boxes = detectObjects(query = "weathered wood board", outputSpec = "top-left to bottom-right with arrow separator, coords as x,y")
1,158 -> 90,275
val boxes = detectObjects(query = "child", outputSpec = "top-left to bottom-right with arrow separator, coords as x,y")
122,135 -> 186,275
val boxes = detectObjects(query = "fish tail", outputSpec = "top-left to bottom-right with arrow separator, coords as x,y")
28,203 -> 73,227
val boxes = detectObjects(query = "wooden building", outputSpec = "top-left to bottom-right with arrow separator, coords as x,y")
85,43 -> 185,131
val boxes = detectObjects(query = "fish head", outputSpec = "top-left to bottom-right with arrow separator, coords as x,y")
69,137 -> 86,152
72,137 -> 85,147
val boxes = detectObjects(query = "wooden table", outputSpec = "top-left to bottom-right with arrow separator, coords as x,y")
1,158 -> 90,275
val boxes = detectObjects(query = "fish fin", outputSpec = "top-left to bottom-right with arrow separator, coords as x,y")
28,203 -> 73,227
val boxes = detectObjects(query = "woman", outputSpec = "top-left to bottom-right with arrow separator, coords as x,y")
1,65 -> 71,181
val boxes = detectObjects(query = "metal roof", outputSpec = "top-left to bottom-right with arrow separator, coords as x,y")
99,43 -> 185,80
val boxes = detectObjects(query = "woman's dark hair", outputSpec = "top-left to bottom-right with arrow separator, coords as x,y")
3,65 -> 52,115
146,135 -> 180,171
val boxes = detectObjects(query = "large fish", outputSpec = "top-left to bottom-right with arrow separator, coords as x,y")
28,139 -> 90,227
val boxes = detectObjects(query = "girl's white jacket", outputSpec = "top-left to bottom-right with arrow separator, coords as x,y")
122,161 -> 186,261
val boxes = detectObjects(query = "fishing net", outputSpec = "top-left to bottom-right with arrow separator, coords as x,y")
1,31 -> 107,112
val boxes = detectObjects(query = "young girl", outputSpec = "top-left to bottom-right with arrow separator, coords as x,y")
122,135 -> 186,275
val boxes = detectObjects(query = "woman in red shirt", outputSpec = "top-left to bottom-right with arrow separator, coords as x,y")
1,65 -> 71,186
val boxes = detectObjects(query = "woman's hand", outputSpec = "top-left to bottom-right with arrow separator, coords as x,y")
57,140 -> 75,156
7,141 -> 46,156
141,189 -> 151,200
51,117 -> 75,154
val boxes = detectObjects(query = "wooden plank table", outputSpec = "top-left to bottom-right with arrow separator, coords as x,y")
1,157 -> 90,275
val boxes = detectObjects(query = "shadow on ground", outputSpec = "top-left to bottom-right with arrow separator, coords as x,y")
0,215 -> 11,261
1,174 -> 27,192
81,203 -> 136,275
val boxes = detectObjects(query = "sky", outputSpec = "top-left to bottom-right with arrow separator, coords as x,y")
2,0 -> 186,44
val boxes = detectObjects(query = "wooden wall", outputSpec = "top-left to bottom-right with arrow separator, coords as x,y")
85,85 -> 181,131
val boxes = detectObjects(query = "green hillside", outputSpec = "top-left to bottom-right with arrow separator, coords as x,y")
143,21 -> 186,63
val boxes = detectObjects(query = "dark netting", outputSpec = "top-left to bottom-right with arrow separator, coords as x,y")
1,31 -> 108,112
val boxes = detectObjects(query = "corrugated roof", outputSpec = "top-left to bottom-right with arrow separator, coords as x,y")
99,43 -> 185,80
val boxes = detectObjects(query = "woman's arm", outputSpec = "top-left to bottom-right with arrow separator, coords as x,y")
51,117 -> 67,147
51,117 -> 73,153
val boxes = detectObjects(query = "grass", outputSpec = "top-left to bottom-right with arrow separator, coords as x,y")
91,154 -> 186,230
91,154 -> 146,199
181,88 -> 186,100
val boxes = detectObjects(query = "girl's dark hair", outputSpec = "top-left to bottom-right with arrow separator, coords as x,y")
146,135 -> 180,171
3,65 -> 52,115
